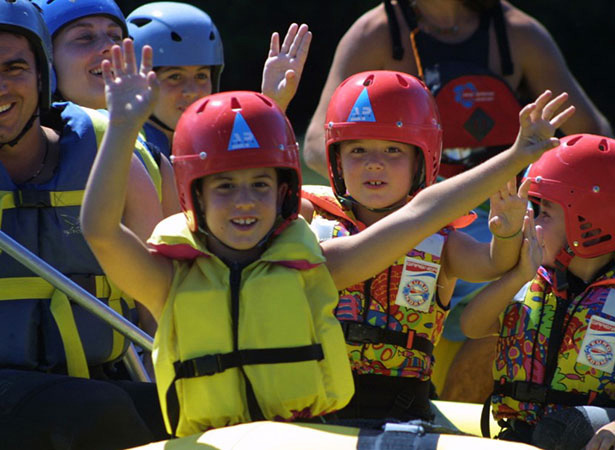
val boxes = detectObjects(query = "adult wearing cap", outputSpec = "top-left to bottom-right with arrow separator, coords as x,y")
0,0 -> 166,447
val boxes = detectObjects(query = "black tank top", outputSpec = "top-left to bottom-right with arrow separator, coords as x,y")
415,10 -> 491,69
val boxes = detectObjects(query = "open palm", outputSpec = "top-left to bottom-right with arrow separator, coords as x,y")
261,23 -> 312,112
103,39 -> 159,126
489,178 -> 530,238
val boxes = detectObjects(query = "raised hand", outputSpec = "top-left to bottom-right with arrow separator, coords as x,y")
515,209 -> 544,282
102,39 -> 159,127
512,90 -> 575,165
261,23 -> 312,112
489,178 -> 530,239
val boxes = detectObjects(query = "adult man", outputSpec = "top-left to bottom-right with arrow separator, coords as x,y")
0,0 -> 165,447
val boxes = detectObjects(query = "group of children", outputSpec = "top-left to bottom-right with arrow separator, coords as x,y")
1,0 -> 614,449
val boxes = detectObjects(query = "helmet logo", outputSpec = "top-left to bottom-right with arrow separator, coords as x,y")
347,88 -> 376,122
228,112 -> 260,151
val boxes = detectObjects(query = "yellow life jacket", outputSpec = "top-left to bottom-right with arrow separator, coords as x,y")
149,214 -> 354,436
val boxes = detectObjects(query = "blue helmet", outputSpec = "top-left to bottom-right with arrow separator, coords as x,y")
0,0 -> 53,110
127,2 -> 224,92
36,0 -> 127,38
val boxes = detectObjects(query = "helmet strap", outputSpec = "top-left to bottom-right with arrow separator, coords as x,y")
149,114 -> 175,133
552,245 -> 576,297
0,112 -> 39,148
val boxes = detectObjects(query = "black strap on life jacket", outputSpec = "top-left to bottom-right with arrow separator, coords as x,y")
383,0 -> 404,60
491,2 -> 513,76
172,345 -> 325,380
492,381 -> 615,408
12,190 -> 55,208
384,0 -> 514,76
340,321 -> 434,355
165,344 -> 323,436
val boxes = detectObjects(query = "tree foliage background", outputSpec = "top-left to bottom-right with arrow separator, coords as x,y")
117,1 -> 615,137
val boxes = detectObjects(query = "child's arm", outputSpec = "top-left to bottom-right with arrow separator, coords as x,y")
81,40 -> 173,319
586,422 -> 615,450
443,178 -> 530,283
460,212 -> 544,338
322,90 -> 573,290
261,23 -> 312,113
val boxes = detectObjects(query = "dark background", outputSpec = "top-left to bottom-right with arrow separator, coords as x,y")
117,0 -> 615,138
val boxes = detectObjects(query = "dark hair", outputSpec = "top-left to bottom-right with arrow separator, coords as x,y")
462,0 -> 499,13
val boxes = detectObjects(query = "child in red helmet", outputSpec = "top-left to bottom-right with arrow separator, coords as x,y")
80,40 -> 572,436
461,134 -> 615,449
300,70 -> 551,423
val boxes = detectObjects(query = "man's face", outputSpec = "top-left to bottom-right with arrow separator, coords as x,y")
0,32 -> 39,144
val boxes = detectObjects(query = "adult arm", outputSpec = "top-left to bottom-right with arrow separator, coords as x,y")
505,2 -> 612,136
303,6 -> 395,177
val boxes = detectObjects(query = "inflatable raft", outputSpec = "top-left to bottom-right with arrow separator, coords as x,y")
130,400 -> 515,449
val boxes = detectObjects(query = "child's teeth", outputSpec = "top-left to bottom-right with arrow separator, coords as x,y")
234,218 -> 256,225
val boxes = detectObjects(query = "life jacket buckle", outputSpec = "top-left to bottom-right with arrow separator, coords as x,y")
68,274 -> 96,296
13,190 -> 52,208
511,381 -> 547,404
393,390 -> 415,411
341,322 -> 382,344
192,354 -> 224,377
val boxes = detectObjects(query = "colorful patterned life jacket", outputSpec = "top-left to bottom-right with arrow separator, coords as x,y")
0,102 -> 137,378
491,265 -> 615,425
149,213 -> 354,436
302,185 -> 451,381
384,0 -> 522,178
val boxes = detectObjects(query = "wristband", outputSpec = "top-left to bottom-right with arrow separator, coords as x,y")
493,228 -> 522,240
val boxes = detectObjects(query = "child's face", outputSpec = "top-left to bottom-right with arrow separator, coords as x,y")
534,198 -> 568,267
199,167 -> 283,253
338,139 -> 417,210
153,65 -> 212,130
53,15 -> 123,109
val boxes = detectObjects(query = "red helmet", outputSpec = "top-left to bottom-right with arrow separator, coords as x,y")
325,70 -> 442,199
525,134 -> 615,258
172,91 -> 301,232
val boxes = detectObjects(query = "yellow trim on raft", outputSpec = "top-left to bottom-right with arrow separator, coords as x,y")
128,420 -> 533,450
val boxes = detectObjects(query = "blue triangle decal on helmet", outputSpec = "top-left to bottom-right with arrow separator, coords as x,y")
347,88 -> 376,122
228,113 -> 260,151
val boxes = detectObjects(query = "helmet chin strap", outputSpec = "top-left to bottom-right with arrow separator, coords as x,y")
552,245 -> 576,297
149,114 -> 175,133
0,113 -> 38,148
